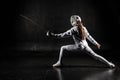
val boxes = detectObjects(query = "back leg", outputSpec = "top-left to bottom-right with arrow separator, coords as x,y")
84,46 -> 115,68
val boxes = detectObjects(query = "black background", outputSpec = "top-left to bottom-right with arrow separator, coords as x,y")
1,0 -> 120,57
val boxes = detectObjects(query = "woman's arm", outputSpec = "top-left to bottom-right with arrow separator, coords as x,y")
46,28 -> 73,38
84,27 -> 101,49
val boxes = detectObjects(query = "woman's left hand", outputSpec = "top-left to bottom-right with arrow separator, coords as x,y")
97,43 -> 101,49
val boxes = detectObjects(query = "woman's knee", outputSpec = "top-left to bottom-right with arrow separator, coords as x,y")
61,46 -> 67,50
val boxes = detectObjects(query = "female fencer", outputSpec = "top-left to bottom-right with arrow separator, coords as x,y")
46,15 -> 115,68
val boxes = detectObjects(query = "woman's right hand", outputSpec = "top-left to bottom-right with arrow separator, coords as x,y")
46,31 -> 51,36
46,31 -> 54,37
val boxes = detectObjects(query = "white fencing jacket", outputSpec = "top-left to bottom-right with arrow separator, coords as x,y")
54,26 -> 98,46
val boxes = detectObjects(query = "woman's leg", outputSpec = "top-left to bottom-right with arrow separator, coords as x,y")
84,46 -> 115,68
53,44 -> 78,67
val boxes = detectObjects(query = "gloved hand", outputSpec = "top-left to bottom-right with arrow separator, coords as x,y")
46,31 -> 55,37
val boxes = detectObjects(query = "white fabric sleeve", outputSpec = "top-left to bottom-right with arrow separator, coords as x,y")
54,28 -> 73,38
84,27 -> 98,45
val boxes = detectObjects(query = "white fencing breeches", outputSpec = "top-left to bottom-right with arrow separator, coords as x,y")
58,40 -> 110,65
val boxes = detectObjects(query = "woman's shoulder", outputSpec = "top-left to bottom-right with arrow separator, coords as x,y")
69,26 -> 78,34
70,26 -> 77,30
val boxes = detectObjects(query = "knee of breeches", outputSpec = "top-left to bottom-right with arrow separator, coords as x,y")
61,46 -> 67,50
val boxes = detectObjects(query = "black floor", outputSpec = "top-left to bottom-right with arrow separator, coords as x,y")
0,51 -> 120,80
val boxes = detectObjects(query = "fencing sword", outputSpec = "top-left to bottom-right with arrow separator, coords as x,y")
19,14 -> 39,26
